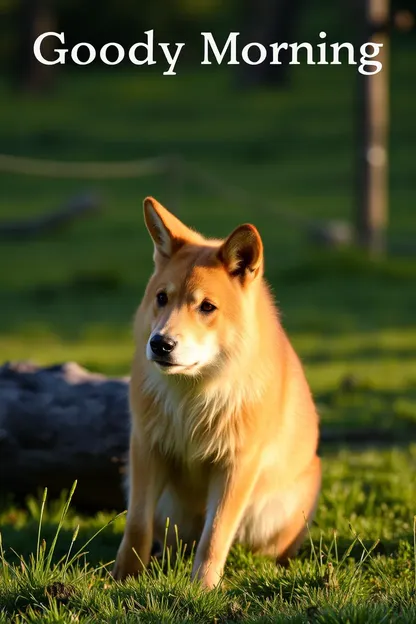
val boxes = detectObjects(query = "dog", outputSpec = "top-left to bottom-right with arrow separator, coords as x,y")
112,197 -> 321,588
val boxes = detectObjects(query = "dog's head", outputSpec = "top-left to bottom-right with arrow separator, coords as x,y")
139,197 -> 264,377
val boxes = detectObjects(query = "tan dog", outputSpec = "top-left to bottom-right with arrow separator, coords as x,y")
113,197 -> 321,588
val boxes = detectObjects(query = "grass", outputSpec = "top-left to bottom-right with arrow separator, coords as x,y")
0,9 -> 416,620
2,447 -> 416,622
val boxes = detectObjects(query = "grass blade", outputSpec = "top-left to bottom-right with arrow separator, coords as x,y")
36,488 -> 48,564
46,481 -> 77,569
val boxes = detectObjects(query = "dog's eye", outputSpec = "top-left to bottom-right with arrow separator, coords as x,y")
200,300 -> 216,314
156,291 -> 168,307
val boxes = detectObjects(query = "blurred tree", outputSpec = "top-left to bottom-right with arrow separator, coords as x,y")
238,0 -> 304,88
15,0 -> 56,92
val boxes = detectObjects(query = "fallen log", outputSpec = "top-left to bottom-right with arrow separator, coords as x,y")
0,361 -> 129,511
0,361 -> 399,512
0,193 -> 100,240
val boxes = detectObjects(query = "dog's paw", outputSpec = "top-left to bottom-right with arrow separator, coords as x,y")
112,545 -> 145,581
191,560 -> 222,590
111,562 -> 127,581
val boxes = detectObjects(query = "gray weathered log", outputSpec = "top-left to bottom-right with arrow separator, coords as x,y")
0,361 -> 129,510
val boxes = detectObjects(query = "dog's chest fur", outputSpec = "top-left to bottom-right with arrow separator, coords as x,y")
139,368 -> 251,465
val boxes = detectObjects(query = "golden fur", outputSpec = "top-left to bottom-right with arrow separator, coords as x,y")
113,197 -> 321,588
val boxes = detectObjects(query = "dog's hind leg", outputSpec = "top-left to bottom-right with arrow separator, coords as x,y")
259,456 -> 322,563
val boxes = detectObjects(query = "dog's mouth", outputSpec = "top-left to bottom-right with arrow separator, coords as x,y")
153,358 -> 174,368
152,358 -> 199,373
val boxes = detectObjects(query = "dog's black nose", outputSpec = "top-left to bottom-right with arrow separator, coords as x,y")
150,334 -> 176,357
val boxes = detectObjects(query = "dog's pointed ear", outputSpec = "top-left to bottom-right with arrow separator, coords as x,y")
143,197 -> 191,260
218,224 -> 263,281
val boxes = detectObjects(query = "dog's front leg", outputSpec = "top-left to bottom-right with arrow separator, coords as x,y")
112,428 -> 165,580
192,459 -> 259,589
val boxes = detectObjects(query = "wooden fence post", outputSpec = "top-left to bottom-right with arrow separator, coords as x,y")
355,0 -> 390,255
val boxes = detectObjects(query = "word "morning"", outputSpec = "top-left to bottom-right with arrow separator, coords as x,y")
34,30 -> 384,76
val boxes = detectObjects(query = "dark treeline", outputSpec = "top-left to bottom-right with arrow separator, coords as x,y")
0,0 -> 414,91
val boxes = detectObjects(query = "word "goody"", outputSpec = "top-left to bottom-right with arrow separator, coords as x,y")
33,30 -> 184,76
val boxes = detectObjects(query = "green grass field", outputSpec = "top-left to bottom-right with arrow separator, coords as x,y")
1,447 -> 416,622
1,32 -> 416,622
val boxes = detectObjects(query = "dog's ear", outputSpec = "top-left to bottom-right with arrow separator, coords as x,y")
143,197 -> 193,260
219,224 -> 263,282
